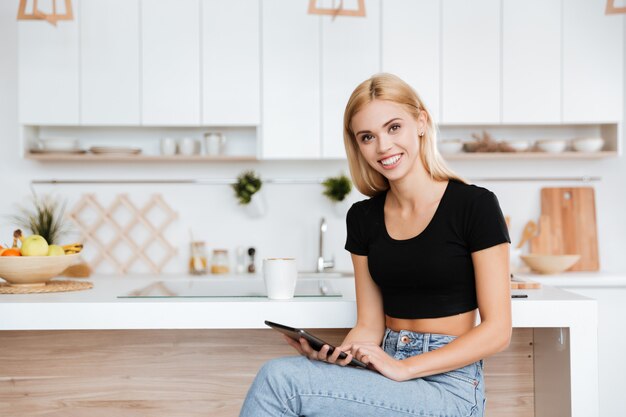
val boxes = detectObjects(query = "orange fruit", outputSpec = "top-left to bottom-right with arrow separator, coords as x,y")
1,248 -> 21,256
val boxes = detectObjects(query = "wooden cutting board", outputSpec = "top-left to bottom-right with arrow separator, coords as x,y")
530,187 -> 599,271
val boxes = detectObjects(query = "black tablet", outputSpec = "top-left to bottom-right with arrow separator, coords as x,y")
264,320 -> 367,368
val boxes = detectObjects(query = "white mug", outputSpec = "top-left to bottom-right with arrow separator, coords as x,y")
160,137 -> 177,156
263,258 -> 298,300
179,137 -> 198,156
204,132 -> 225,156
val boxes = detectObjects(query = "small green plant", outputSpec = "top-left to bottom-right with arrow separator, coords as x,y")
10,193 -> 70,244
232,170 -> 263,205
322,174 -> 352,202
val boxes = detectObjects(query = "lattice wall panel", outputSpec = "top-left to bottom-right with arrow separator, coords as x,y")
68,194 -> 178,274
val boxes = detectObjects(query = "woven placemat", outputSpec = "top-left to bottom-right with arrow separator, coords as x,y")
0,280 -> 93,294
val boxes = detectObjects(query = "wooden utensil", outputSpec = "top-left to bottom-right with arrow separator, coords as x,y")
529,215 -> 552,254
516,220 -> 537,249
534,187 -> 599,271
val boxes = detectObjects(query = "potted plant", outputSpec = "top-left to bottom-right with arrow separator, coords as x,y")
232,170 -> 266,218
322,174 -> 352,217
11,193 -> 70,245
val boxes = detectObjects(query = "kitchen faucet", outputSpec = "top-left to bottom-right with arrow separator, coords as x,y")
317,217 -> 335,273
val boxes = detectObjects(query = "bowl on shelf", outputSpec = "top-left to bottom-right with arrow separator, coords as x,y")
0,254 -> 80,287
520,254 -> 580,274
503,139 -> 531,152
535,139 -> 567,153
438,139 -> 464,154
38,137 -> 79,152
571,137 -> 604,153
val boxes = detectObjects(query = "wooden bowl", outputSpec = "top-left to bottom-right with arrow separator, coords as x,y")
0,254 -> 81,287
520,254 -> 580,274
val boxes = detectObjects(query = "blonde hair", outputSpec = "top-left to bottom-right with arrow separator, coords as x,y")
343,73 -> 465,196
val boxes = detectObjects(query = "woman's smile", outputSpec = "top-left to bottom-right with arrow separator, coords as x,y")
379,153 -> 403,169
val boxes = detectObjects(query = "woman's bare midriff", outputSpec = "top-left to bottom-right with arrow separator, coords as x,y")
386,309 -> 477,337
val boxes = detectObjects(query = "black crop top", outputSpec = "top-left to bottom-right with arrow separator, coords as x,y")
344,180 -> 510,319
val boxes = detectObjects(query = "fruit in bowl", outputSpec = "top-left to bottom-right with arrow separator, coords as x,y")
0,230 -> 84,286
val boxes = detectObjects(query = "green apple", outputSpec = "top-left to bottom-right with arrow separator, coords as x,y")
47,244 -> 65,256
21,235 -> 49,256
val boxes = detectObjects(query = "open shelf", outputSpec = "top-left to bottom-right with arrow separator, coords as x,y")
442,151 -> 617,160
25,153 -> 258,162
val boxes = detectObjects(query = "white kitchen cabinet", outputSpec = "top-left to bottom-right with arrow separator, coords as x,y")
562,0 -> 623,123
321,0 -> 381,159
141,0 -> 201,125
80,0 -> 140,125
201,0 -> 260,126
441,0 -> 500,124
382,0 -> 440,123
18,3 -> 79,125
261,0 -> 321,159
502,0 -> 560,124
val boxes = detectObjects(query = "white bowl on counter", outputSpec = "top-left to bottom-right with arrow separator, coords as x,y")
438,139 -> 463,154
571,137 -> 604,153
536,139 -> 567,153
504,139 -> 531,152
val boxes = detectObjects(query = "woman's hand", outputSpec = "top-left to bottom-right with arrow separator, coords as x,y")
343,342 -> 411,382
282,335 -> 355,366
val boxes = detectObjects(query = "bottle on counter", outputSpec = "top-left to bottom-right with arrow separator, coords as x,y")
235,246 -> 246,274
211,249 -> 230,274
189,241 -> 208,275
247,247 -> 256,273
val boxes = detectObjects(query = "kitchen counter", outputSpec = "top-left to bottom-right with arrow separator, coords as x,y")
0,274 -> 599,417
0,273 -> 596,331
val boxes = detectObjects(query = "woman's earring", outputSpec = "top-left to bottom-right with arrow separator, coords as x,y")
419,131 -> 425,137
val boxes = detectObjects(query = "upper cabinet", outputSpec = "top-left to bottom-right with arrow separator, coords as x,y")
18,2 -> 79,125
141,0 -> 201,125
441,0 -> 500,124
563,0 -> 623,123
321,0 -> 381,159
502,0 -> 561,124
382,0 -> 440,123
261,0 -> 321,159
81,0 -> 140,125
202,0 -> 260,126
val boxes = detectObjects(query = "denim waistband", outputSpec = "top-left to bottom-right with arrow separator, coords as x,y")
381,328 -> 458,356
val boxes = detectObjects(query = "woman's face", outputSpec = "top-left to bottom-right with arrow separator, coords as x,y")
350,99 -> 427,182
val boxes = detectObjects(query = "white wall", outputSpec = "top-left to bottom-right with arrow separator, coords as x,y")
1,4 -> 625,274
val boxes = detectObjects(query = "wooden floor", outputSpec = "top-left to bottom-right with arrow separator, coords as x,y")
0,328 -> 534,417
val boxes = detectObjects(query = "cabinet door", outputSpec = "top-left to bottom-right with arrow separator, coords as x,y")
81,0 -> 140,125
322,0 -> 381,159
18,2 -> 79,125
141,0 -> 200,125
441,0 -> 500,124
261,0 -> 320,159
502,0 -> 560,124
202,0 -> 260,126
382,0 -> 440,123
563,0 -> 623,123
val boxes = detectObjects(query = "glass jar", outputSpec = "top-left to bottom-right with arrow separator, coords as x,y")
189,241 -> 208,275
211,249 -> 230,274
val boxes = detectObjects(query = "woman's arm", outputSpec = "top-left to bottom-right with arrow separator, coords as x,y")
341,254 -> 387,346
350,242 -> 512,381
286,253 -> 386,364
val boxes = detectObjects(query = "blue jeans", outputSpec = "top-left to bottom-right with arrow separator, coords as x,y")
240,328 -> 485,417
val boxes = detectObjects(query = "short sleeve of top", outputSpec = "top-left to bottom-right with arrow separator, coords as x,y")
345,202 -> 369,256
466,190 -> 511,252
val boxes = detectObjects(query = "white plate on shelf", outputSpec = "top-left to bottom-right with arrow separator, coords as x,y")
89,146 -> 142,155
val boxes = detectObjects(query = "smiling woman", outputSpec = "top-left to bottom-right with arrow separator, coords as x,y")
239,73 -> 512,417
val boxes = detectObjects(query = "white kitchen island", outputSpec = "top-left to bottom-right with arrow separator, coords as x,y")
0,275 -> 597,417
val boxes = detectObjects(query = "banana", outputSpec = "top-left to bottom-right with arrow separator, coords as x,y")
62,242 -> 84,254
